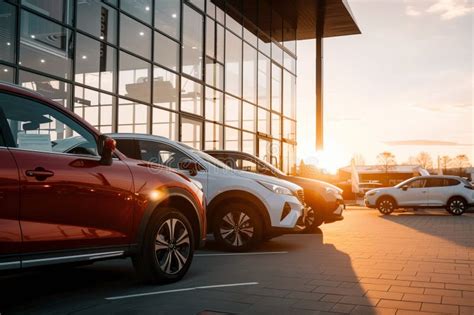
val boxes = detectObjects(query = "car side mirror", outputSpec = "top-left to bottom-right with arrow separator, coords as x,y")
178,159 -> 201,176
98,135 -> 116,166
401,185 -> 408,191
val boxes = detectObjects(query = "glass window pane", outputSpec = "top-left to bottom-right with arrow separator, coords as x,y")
0,65 -> 14,83
226,11 -> 242,36
181,78 -> 203,115
224,127 -> 240,150
120,14 -> 151,59
189,0 -> 204,11
121,0 -> 152,23
20,10 -> 72,79
119,52 -> 151,103
243,43 -> 257,103
154,31 -> 179,71
216,24 -> 224,63
258,33 -> 271,56
182,5 -> 203,80
271,140 -> 281,169
216,5 -> 224,24
225,95 -> 240,128
77,0 -> 117,44
118,98 -> 149,133
272,43 -> 283,65
272,63 -> 282,113
242,131 -> 255,155
283,118 -> 296,141
282,142 -> 295,175
205,122 -> 222,150
154,0 -> 180,40
257,53 -> 270,109
283,71 -> 296,119
181,117 -> 202,149
206,17 -> 215,58
242,102 -> 255,132
257,108 -> 270,135
19,70 -> 71,108
206,0 -> 215,18
75,34 -> 116,93
205,87 -> 223,122
152,107 -> 178,140
22,0 -> 73,25
0,1 -> 16,63
271,113 -> 281,139
153,66 -> 178,110
74,87 -> 115,133
205,58 -> 224,90
284,52 -> 296,74
258,138 -> 271,163
225,30 -> 242,97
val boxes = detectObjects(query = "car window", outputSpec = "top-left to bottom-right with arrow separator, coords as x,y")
115,139 -> 141,160
0,92 -> 97,155
445,179 -> 460,186
408,179 -> 426,188
139,140 -> 189,169
238,158 -> 258,173
425,178 -> 445,188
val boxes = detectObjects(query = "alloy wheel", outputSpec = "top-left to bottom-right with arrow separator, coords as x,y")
449,200 -> 465,215
219,211 -> 255,247
155,218 -> 191,275
379,200 -> 394,214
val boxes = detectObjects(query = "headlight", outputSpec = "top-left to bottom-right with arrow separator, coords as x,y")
190,178 -> 203,191
258,181 -> 292,196
325,187 -> 339,195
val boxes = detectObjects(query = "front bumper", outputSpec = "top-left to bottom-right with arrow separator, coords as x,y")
266,194 -> 304,230
324,200 -> 345,223
364,198 -> 377,208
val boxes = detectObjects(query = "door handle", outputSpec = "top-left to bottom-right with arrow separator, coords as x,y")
25,167 -> 54,181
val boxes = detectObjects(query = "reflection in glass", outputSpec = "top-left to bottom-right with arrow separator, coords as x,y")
182,5 -> 203,80
271,63 -> 282,113
20,11 -> 73,79
118,98 -> 149,133
243,43 -> 257,104
119,52 -> 151,103
257,108 -> 270,135
0,2 -> 16,63
181,117 -> 202,149
282,142 -> 296,175
242,131 -> 255,155
225,127 -> 240,150
22,0 -> 73,24
0,65 -> 14,83
258,138 -> 271,163
75,34 -> 116,92
153,66 -> 178,110
154,31 -> 179,71
242,102 -> 255,132
74,87 -> 115,133
19,70 -> 71,108
225,95 -> 240,128
283,71 -> 296,119
181,78 -> 203,116
205,87 -> 223,122
121,0 -> 152,23
225,30 -> 242,97
205,122 -> 222,150
77,0 -> 117,44
272,140 -> 281,169
155,0 -> 180,39
257,53 -> 270,109
120,14 -> 151,59
152,107 -> 178,140
283,118 -> 296,141
205,58 -> 224,90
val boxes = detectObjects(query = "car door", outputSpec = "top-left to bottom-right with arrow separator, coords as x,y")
136,139 -> 208,196
425,178 -> 451,206
398,178 -> 428,206
0,110 -> 21,269
0,91 -> 134,255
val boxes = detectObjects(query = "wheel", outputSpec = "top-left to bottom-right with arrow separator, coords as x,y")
447,197 -> 467,216
212,202 -> 263,252
377,197 -> 396,215
300,208 -> 324,233
133,208 -> 194,284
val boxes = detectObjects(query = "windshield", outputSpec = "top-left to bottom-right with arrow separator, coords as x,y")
257,157 -> 285,176
184,146 -> 233,170
395,178 -> 416,188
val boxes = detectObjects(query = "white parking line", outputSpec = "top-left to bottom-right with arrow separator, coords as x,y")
105,282 -> 259,301
195,251 -> 288,257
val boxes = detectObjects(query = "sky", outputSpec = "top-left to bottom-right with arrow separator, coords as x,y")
296,0 -> 473,173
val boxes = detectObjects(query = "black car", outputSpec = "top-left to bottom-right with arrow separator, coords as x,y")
206,150 -> 345,231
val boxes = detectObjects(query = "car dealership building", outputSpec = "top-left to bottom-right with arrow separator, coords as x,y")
0,0 -> 359,174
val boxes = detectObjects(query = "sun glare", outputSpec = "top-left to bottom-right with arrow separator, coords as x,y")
300,144 -> 350,174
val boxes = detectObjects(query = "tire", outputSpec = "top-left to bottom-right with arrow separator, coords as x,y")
377,197 -> 396,215
446,197 -> 467,216
133,208 -> 195,284
301,208 -> 324,233
212,202 -> 263,252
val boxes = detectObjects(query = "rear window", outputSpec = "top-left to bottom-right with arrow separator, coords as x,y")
444,179 -> 460,186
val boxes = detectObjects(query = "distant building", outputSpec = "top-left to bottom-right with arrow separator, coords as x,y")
338,165 -> 427,187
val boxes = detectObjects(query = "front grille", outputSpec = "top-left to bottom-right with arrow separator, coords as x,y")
296,189 -> 304,203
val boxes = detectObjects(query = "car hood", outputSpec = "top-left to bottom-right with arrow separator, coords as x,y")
365,187 -> 394,195
286,176 -> 343,194
234,170 -> 303,193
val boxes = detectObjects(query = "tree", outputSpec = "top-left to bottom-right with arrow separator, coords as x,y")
377,152 -> 396,186
439,155 -> 451,173
452,154 -> 471,176
415,152 -> 433,169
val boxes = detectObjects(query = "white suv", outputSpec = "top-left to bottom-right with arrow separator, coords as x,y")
110,134 -> 305,251
365,175 -> 474,215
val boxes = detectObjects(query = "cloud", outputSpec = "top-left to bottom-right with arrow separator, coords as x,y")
404,0 -> 474,20
385,140 -> 472,146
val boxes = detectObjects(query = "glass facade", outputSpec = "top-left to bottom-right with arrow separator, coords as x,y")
0,0 -> 297,174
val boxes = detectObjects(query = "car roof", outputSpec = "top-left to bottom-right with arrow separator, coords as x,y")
205,150 -> 242,154
413,175 -> 462,180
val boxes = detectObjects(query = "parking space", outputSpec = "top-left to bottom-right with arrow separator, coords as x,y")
1,207 -> 473,315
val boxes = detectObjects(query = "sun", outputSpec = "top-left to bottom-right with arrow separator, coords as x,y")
300,143 -> 350,175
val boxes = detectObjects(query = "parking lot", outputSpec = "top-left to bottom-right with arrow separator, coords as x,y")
1,207 -> 473,315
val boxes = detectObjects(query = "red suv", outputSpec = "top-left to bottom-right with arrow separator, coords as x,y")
0,83 -> 206,283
